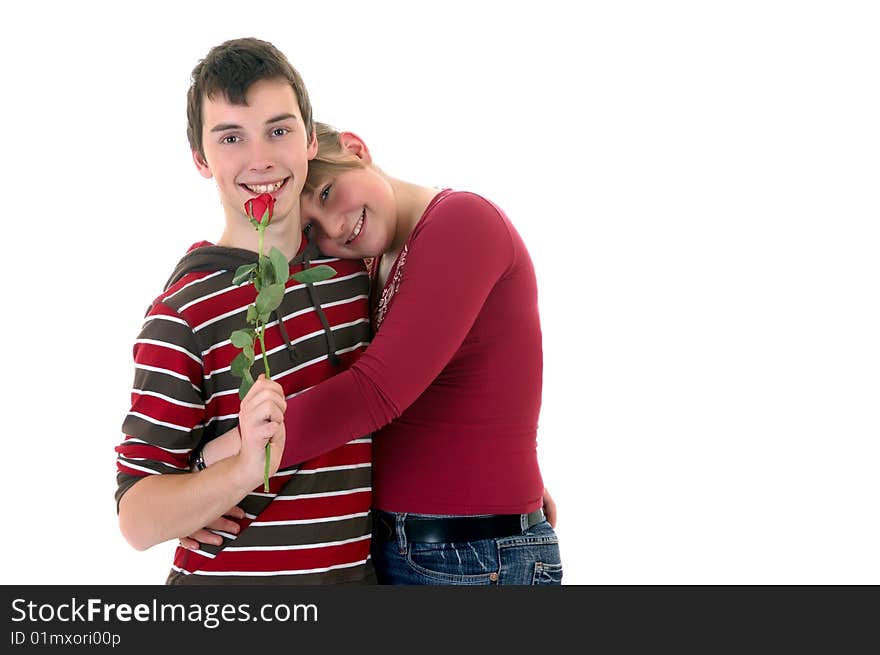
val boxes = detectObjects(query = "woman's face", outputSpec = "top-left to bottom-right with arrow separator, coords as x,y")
300,166 -> 397,259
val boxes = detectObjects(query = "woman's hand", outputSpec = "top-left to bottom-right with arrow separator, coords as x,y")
542,487 -> 558,528
179,506 -> 246,550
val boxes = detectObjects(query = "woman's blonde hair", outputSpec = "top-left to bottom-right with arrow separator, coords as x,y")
304,122 -> 366,196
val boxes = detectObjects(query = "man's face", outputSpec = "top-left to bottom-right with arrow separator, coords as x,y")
194,77 -> 317,228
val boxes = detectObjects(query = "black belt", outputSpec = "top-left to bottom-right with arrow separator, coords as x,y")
374,509 -> 545,543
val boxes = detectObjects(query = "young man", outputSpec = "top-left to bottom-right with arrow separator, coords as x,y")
115,38 -> 374,584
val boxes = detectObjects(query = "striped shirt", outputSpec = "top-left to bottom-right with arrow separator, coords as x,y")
116,239 -> 374,584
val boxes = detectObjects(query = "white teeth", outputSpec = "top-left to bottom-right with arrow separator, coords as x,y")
348,210 -> 365,242
245,180 -> 284,194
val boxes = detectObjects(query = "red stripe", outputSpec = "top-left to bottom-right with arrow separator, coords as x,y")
116,462 -> 147,477
134,342 -> 201,386
181,284 -> 253,330
300,442 -> 371,470
254,489 -> 370,521
130,393 -> 203,429
196,538 -> 370,574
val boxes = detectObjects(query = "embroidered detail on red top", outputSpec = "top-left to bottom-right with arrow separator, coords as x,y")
375,244 -> 409,330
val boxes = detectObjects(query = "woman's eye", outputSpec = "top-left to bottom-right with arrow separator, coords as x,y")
271,127 -> 289,137
320,185 -> 332,203
221,135 -> 240,145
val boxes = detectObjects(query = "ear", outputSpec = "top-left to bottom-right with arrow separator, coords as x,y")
338,132 -> 372,164
306,127 -> 319,161
192,150 -> 213,179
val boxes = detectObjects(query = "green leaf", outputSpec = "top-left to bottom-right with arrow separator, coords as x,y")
232,264 -> 256,286
249,217 -> 260,230
243,342 -> 255,362
258,255 -> 274,285
246,305 -> 258,324
230,329 -> 255,348
238,373 -> 254,400
269,247 -> 289,289
290,264 -> 338,285
230,351 -> 251,378
255,283 -> 285,315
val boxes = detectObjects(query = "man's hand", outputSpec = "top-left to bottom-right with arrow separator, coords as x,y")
179,506 -> 245,550
234,374 -> 287,489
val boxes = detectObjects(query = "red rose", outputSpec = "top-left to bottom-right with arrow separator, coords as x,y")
244,193 -> 275,225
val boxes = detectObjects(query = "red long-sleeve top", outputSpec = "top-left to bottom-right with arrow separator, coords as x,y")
281,190 -> 545,514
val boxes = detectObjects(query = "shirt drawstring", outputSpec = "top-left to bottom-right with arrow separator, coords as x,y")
302,233 -> 341,367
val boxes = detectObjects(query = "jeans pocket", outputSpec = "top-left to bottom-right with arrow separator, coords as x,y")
406,541 -> 499,585
531,560 -> 563,585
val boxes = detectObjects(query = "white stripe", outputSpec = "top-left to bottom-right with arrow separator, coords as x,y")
126,411 -> 194,433
202,326 -> 369,381
201,339 -> 369,399
135,339 -> 202,365
132,389 -> 204,410
265,341 -> 369,388
193,303 -> 249,334
273,486 -> 371,501
248,462 -> 369,484
204,412 -> 239,427
143,314 -> 189,328
123,457 -> 189,471
178,556 -> 369,577
203,388 -> 239,405
303,295 -> 370,318
163,269 -> 227,303
134,364 -> 201,393
225,533 -> 370,552
187,548 -> 216,559
313,270 -> 368,285
191,270 -> 368,333
199,297 -> 369,358
294,463 -> 371,476
249,510 -> 369,527
118,438 -> 192,454
178,279 -> 238,312
210,530 -> 238,540
116,460 -> 162,475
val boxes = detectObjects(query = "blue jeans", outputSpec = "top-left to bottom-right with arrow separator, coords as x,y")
371,512 -> 563,585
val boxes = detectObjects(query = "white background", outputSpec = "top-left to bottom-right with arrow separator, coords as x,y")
1,1 -> 877,585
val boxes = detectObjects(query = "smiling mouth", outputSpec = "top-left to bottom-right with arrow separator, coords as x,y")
240,178 -> 289,195
345,208 -> 366,245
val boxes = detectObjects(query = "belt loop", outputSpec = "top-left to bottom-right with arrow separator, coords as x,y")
520,512 -> 529,532
396,513 -> 408,554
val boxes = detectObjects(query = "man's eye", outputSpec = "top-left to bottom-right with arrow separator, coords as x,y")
271,127 -> 289,137
320,185 -> 332,203
221,135 -> 240,145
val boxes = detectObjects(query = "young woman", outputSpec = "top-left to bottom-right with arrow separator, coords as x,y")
193,123 -> 562,585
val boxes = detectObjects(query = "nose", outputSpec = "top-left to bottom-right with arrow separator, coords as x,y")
315,216 -> 348,241
304,204 -> 347,240
247,142 -> 275,173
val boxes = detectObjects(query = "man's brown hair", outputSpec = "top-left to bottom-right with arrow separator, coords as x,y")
186,37 -> 314,159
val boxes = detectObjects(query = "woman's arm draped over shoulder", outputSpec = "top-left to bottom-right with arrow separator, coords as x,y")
281,194 -> 515,467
